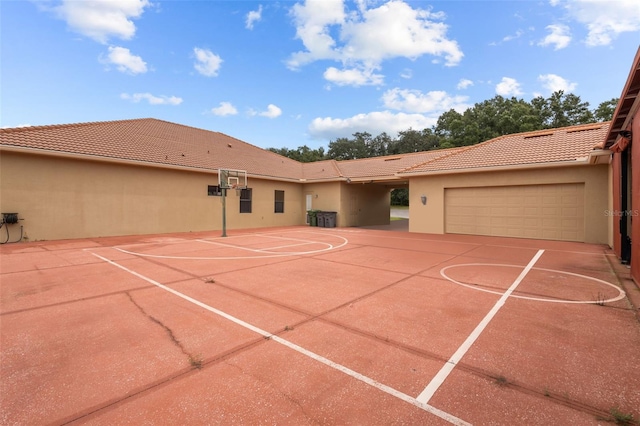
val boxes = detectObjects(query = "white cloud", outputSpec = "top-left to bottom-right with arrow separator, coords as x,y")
503,29 -> 524,42
287,0 -> 463,85
457,78 -> 473,90
538,24 -> 571,50
400,68 -> 413,79
246,5 -> 263,29
323,66 -> 384,86
538,73 -> 577,93
259,104 -> 282,118
103,46 -> 147,74
193,47 -> 223,77
308,110 -> 438,140
211,102 -> 238,116
554,0 -> 640,46
496,77 -> 523,96
382,88 -> 469,113
53,0 -> 150,44
120,93 -> 182,105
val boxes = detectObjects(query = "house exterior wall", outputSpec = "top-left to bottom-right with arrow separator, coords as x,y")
607,162 -> 614,249
0,152 -> 304,241
339,183 -> 391,227
630,113 -> 640,284
612,153 -> 622,255
611,113 -> 640,284
302,182 -> 343,225
408,165 -> 609,244
300,182 -> 389,227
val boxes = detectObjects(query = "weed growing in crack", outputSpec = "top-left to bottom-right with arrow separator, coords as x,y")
284,325 -> 294,331
189,354 -> 203,370
493,375 -> 508,387
543,387 -> 550,397
608,407 -> 637,425
204,277 -> 215,283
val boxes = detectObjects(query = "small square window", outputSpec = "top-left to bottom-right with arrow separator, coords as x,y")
208,185 -> 222,196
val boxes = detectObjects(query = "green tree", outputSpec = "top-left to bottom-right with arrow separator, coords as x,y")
267,145 -> 326,162
544,91 -> 594,127
327,134 -> 369,160
594,98 -> 618,122
391,188 -> 409,206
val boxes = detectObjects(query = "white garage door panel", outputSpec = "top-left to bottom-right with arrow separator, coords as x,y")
445,184 -> 585,242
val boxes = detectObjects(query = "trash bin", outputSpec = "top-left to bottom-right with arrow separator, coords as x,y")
324,211 -> 337,228
307,210 -> 318,226
317,211 -> 325,227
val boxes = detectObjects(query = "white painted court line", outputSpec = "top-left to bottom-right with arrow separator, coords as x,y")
90,251 -> 471,426
197,238 -> 327,253
113,231 -> 349,260
440,263 -> 625,304
416,249 -> 545,404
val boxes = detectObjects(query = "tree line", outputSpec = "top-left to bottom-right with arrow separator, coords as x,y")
269,91 -> 617,162
267,91 -> 617,205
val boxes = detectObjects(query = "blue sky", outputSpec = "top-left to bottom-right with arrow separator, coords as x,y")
1,1 -> 639,150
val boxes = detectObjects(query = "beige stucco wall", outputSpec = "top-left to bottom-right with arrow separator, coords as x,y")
302,181 -> 342,224
408,165 -> 609,244
0,152 -> 304,241
340,183 -> 391,227
300,181 -> 390,227
608,162 -> 614,248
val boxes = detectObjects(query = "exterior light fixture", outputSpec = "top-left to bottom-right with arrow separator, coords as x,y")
619,130 -> 632,139
421,195 -> 427,205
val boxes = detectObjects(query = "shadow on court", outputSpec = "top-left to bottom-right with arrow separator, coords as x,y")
1,226 -> 639,425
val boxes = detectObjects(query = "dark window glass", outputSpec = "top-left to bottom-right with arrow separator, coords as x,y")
208,185 -> 222,196
275,190 -> 284,213
240,188 -> 252,213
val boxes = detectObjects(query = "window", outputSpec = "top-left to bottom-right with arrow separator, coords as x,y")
240,188 -> 252,213
275,190 -> 284,213
208,185 -> 222,196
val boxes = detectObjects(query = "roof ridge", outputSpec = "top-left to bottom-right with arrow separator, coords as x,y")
329,159 -> 344,177
399,143 -> 487,173
0,118 -> 154,134
334,146 -> 462,164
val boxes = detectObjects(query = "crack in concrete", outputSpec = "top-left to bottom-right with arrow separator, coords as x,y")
222,360 -> 321,425
125,291 -> 202,369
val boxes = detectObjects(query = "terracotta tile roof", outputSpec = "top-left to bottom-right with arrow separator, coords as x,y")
1,118 -> 608,183
330,148 -> 463,181
301,160 -> 344,181
399,122 -> 610,175
0,118 -> 303,181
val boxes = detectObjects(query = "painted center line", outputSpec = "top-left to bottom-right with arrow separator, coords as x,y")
90,250 -> 471,426
416,249 -> 545,404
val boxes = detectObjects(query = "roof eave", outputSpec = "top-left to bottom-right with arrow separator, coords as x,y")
1,145 -> 306,183
396,159 -> 594,177
1,145 -> 220,174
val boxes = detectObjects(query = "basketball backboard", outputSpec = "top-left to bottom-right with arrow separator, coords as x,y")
218,169 -> 247,189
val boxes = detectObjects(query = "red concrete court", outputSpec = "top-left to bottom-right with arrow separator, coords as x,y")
1,226 -> 639,425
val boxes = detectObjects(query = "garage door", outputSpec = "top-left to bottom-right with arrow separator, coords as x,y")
445,184 -> 585,241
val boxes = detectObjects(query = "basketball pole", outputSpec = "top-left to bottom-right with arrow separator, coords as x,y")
221,187 -> 227,237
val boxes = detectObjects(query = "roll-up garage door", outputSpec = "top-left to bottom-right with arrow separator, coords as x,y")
444,183 -> 584,241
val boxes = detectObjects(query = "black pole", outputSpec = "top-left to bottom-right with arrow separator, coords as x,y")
221,188 -> 227,237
